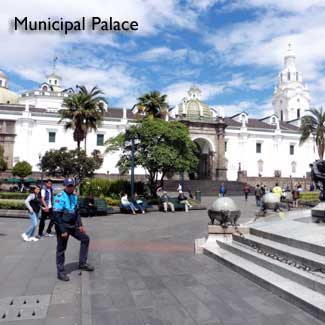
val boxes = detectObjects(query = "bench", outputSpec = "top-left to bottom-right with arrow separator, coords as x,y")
119,197 -> 153,214
158,197 -> 186,211
79,198 -> 113,217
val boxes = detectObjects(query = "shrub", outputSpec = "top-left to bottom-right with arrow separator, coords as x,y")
105,197 -> 120,207
80,178 -> 146,198
0,192 -> 28,200
299,191 -> 320,202
0,199 -> 26,210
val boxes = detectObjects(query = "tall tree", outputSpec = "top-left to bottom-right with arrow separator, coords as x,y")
133,91 -> 169,119
12,161 -> 32,185
39,147 -> 103,184
106,118 -> 198,196
300,107 -> 325,159
59,85 -> 107,150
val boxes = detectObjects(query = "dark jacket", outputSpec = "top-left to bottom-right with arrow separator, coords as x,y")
25,193 -> 41,213
178,193 -> 188,202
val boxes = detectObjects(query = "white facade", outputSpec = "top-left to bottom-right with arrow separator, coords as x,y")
0,45 -> 318,180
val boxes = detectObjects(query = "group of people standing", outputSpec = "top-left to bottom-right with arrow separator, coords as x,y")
21,178 -> 94,282
22,179 -> 55,242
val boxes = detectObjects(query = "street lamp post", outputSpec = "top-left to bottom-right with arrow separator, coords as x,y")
130,137 -> 135,198
38,153 -> 44,187
179,171 -> 184,192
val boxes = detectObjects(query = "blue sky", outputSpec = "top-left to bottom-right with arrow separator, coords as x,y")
1,0 -> 325,117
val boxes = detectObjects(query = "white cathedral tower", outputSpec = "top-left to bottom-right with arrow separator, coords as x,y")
272,44 -> 311,122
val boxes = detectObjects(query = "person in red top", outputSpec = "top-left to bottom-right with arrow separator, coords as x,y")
243,183 -> 250,201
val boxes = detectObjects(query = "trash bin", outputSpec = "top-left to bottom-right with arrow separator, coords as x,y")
195,190 -> 201,202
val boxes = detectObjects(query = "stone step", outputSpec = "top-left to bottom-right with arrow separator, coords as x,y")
202,241 -> 325,321
163,180 -> 249,195
233,234 -> 325,271
217,237 -> 325,295
250,227 -> 325,257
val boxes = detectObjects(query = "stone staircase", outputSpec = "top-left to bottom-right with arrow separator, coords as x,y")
201,225 -> 325,321
163,180 -> 249,196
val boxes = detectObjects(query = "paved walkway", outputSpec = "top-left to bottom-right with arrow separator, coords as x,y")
0,196 -> 323,324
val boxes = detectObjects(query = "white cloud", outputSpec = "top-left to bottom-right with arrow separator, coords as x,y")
217,98 -> 272,118
0,0 -> 198,80
232,0 -> 325,12
137,47 -> 187,61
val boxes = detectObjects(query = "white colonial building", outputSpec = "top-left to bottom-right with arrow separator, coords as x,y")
0,45 -> 318,181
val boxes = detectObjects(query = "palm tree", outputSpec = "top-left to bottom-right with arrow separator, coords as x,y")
133,91 -> 169,119
59,86 -> 107,151
300,107 -> 325,159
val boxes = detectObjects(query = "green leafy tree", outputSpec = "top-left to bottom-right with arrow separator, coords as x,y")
300,107 -> 325,159
12,161 -> 32,183
0,145 -> 7,172
59,85 -> 107,150
106,118 -> 198,196
39,147 -> 103,184
133,91 -> 169,119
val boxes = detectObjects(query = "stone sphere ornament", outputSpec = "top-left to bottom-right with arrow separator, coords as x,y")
262,193 -> 280,211
208,197 -> 241,227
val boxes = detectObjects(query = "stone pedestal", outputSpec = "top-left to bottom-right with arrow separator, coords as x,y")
208,225 -> 249,235
311,202 -> 325,219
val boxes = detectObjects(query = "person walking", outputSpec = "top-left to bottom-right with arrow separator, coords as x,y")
243,183 -> 250,201
160,191 -> 175,212
254,184 -> 262,206
22,186 -> 41,242
53,178 -> 94,282
292,185 -> 300,208
272,183 -> 283,200
219,183 -> 226,197
178,191 -> 192,212
38,179 -> 55,238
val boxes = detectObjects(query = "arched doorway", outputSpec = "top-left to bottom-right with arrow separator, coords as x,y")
193,138 -> 214,179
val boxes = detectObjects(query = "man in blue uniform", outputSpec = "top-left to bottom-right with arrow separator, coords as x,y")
53,178 -> 94,281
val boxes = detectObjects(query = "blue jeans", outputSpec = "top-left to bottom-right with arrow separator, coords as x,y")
25,212 -> 38,238
122,202 -> 136,212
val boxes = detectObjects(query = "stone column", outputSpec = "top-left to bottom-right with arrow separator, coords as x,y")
215,118 -> 227,181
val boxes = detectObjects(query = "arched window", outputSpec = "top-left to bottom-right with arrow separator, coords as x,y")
54,80 -> 57,85
258,160 -> 264,174
280,110 -> 283,121
288,72 -> 290,81
42,85 -> 48,91
297,109 -> 300,119
291,161 -> 297,173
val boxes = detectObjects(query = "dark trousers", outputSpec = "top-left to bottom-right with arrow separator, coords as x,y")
55,225 -> 90,273
38,208 -> 54,236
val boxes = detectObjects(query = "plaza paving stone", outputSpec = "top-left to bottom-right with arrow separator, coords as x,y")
0,195 -> 323,324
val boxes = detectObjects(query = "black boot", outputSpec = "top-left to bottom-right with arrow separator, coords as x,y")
57,272 -> 70,281
79,263 -> 95,271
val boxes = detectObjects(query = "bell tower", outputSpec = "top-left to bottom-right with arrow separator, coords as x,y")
272,44 -> 310,121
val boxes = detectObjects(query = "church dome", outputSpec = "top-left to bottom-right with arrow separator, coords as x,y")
0,71 -> 18,104
178,86 -> 213,121
0,88 -> 18,104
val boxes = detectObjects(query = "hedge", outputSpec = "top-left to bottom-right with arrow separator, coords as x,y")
299,191 -> 320,202
80,178 -> 146,198
0,199 -> 26,210
0,192 -> 28,200
105,197 -> 120,207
